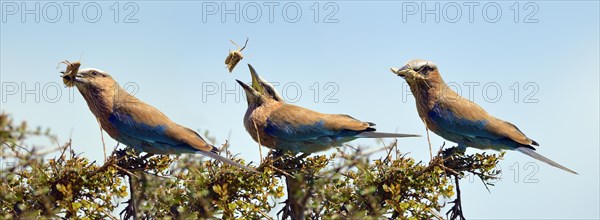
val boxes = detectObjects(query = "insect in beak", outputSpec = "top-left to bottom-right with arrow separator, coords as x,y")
59,60 -> 81,87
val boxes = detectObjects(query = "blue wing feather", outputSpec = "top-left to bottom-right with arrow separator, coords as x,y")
108,112 -> 173,144
265,119 -> 363,141
265,119 -> 332,141
428,104 -> 493,139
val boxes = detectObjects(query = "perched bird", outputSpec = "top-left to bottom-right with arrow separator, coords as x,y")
238,64 -> 420,153
68,67 -> 254,172
391,59 -> 577,174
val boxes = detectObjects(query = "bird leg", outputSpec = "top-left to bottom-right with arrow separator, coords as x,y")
272,150 -> 285,158
292,153 -> 310,164
456,144 -> 467,154
141,153 -> 155,161
442,145 -> 466,159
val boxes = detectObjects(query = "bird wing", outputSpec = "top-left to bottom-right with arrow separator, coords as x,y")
264,104 -> 373,141
486,118 -> 535,146
110,100 -> 214,152
431,99 -> 534,146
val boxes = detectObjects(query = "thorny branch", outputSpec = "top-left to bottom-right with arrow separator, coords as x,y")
2,113 -> 504,219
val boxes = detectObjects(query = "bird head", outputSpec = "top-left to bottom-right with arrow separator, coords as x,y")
390,59 -> 440,86
67,68 -> 117,94
247,64 -> 284,102
237,64 -> 286,106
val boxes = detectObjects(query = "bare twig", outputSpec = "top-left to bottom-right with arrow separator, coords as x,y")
422,119 -> 433,160
254,121 -> 264,164
446,175 -> 466,220
268,164 -> 294,178
281,176 -> 306,220
383,140 -> 398,164
96,118 -> 107,163
101,209 -> 118,220
257,209 -> 275,220
126,173 -> 138,220
114,165 -> 139,178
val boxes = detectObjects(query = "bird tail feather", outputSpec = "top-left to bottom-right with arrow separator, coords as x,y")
516,147 -> 578,174
196,150 -> 258,173
356,132 -> 421,138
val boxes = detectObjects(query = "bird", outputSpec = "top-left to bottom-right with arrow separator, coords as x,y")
391,59 -> 577,174
67,67 -> 255,172
237,64 -> 420,153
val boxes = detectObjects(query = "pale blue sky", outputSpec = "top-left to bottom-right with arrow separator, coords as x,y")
1,1 -> 599,218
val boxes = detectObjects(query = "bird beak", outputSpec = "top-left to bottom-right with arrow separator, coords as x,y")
62,71 -> 85,86
247,64 -> 265,94
236,79 -> 261,98
390,65 -> 411,79
236,79 -> 252,92
72,73 -> 86,83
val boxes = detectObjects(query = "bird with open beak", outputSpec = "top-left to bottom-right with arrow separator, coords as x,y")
237,64 -> 420,154
65,66 -> 255,172
391,59 -> 577,174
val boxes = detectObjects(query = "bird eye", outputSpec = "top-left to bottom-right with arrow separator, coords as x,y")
415,66 -> 430,76
91,71 -> 98,76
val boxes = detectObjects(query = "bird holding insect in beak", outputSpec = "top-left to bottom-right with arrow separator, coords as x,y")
237,64 -> 420,153
390,59 -> 577,174
64,66 -> 255,172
